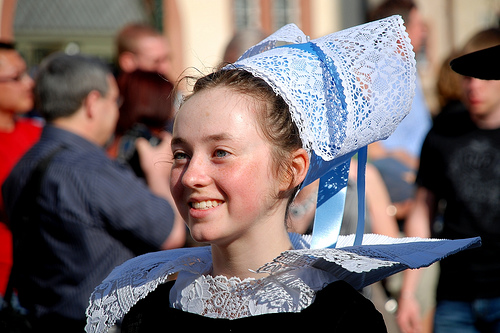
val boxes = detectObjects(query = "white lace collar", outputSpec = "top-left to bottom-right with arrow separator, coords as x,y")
169,265 -> 334,319
85,233 -> 480,333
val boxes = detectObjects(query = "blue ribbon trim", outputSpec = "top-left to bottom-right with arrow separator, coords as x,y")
310,159 -> 350,249
308,147 -> 367,249
354,146 -> 367,246
280,41 -> 348,121
280,42 -> 367,248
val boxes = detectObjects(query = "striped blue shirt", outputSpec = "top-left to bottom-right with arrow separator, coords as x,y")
2,124 -> 174,322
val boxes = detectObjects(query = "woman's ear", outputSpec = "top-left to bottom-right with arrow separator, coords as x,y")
290,148 -> 309,187
279,148 -> 309,192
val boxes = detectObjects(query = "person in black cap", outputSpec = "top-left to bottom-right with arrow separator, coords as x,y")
450,44 -> 500,80
398,28 -> 500,333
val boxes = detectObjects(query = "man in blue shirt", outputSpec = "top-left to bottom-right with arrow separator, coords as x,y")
2,53 -> 185,332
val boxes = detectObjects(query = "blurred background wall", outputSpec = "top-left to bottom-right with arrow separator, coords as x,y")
1,0 -> 499,115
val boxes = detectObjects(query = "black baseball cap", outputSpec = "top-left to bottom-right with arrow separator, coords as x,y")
450,44 -> 500,80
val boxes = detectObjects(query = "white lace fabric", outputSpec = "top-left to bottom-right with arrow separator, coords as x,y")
169,268 -> 328,319
233,15 -> 416,163
85,233 -> 480,333
85,246 -> 213,333
85,234 -> 328,332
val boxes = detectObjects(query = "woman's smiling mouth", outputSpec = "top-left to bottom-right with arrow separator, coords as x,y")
190,200 -> 223,210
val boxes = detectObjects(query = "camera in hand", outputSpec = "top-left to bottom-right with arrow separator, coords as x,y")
116,123 -> 161,179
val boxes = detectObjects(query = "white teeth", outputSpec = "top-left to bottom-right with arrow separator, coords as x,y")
192,200 -> 222,210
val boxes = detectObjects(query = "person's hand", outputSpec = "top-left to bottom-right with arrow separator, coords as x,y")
137,132 -> 186,249
397,294 -> 422,333
135,131 -> 173,194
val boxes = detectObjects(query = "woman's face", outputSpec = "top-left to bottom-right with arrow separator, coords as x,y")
170,87 -> 284,246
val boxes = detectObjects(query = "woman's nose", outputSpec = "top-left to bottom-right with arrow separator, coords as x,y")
181,156 -> 211,188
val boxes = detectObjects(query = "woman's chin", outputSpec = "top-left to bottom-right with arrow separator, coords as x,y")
188,227 -> 216,245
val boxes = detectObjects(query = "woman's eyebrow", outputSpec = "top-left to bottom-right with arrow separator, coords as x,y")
170,137 -> 186,146
171,133 -> 236,146
204,133 -> 235,143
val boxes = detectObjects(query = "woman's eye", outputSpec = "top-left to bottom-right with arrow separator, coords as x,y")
214,150 -> 229,158
173,152 -> 188,160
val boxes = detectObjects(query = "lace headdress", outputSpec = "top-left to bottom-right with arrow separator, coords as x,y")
230,15 -> 415,248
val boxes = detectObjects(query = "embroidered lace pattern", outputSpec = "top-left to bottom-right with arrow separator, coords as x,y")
85,246 -> 213,333
233,16 -> 416,162
170,269 -> 322,319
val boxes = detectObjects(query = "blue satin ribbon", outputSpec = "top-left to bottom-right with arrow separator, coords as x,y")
308,147 -> 367,249
309,159 -> 350,249
280,41 -> 368,248
354,146 -> 367,246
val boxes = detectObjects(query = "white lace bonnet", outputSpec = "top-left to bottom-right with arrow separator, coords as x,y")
229,15 -> 416,248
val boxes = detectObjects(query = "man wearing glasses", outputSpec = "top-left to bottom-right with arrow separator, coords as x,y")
0,41 -> 42,299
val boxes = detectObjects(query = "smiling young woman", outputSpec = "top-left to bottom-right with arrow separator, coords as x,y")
85,16 -> 480,333
170,78 -> 308,278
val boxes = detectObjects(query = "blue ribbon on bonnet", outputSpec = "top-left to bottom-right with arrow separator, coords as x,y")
304,147 -> 367,249
282,41 -> 369,249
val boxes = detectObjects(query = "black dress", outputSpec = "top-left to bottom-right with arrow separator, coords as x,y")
121,280 -> 387,332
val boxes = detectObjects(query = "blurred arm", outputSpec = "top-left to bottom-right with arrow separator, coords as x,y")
363,162 -> 400,238
136,133 -> 185,249
397,186 -> 437,333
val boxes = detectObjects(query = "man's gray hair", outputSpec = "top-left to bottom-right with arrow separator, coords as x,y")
35,52 -> 111,122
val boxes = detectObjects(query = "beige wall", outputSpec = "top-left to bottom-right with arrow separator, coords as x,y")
176,0 -> 343,77
310,0 -> 339,38
417,0 -> 500,113
175,0 -> 500,108
176,0 -> 500,71
417,0 -> 500,68
177,0 -> 233,78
